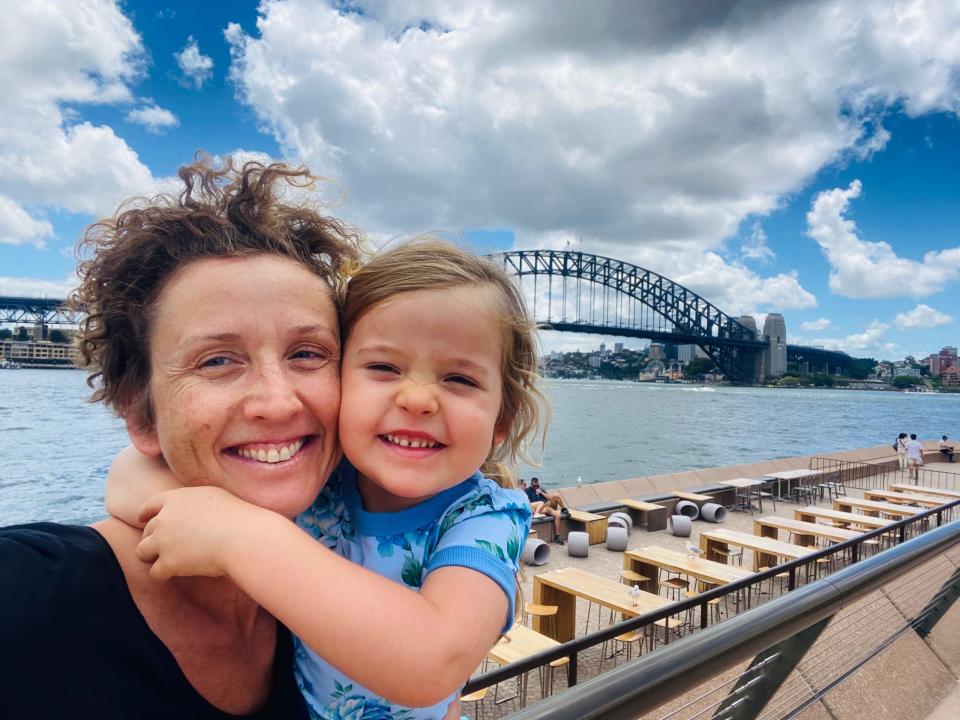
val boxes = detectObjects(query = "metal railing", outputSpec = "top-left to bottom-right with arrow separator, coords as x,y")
809,456 -> 960,492
500,515 -> 960,720
462,498 -> 960,717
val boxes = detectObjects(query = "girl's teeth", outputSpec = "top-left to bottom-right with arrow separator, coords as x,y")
385,434 -> 437,449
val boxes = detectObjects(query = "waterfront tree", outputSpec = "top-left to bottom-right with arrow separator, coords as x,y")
0,328 -> 11,340
892,375 -> 925,389
48,329 -> 68,343
14,326 -> 28,341
682,357 -> 715,379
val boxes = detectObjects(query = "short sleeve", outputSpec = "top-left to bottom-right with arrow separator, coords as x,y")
423,483 -> 532,631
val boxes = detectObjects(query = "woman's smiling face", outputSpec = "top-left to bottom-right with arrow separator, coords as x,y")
127,254 -> 342,518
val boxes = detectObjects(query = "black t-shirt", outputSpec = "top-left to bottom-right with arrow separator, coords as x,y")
0,523 -> 308,720
524,486 -> 539,503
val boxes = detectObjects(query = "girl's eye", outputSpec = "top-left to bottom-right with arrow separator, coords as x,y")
446,374 -> 479,388
366,363 -> 399,374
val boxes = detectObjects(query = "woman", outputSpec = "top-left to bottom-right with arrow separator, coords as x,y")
0,160 -> 360,719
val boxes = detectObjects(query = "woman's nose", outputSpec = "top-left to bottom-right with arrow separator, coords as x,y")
396,378 -> 439,415
244,365 -> 304,420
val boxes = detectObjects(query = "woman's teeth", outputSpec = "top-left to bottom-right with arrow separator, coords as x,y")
384,434 -> 439,449
238,438 -> 305,463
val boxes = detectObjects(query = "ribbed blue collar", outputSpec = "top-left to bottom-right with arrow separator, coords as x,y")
340,464 -> 483,536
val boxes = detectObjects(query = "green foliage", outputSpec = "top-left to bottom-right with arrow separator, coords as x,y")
774,375 -> 804,387
847,357 -> 877,380
0,328 -> 11,340
809,372 -> 835,387
892,375 -> 925,388
48,329 -> 69,343
682,357 -> 715,379
14,326 -> 28,341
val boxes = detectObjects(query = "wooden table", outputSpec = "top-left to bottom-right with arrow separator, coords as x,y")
618,498 -> 668,531
700,528 -> 815,570
763,468 -> 829,500
486,625 -> 561,706
531,566 -> 671,642
566,509 -> 608,545
624,545 -> 753,594
718,478 -> 765,511
794,506 -> 892,530
753,516 -> 861,547
863,489 -> 945,508
833,497 -> 922,518
889,483 -> 960,500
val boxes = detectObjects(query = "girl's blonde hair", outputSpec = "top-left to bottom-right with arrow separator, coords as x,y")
342,237 -> 548,485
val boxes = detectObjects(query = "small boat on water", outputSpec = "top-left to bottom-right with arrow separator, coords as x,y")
0,358 -> 22,369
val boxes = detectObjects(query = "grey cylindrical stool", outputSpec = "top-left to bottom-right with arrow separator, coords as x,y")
567,531 -> 589,558
606,526 -> 628,551
607,516 -> 629,533
521,538 -> 551,566
609,511 -> 633,531
676,500 -> 700,521
700,502 -> 727,523
668,514 -> 692,537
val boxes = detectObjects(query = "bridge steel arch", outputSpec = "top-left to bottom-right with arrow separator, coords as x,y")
491,250 -> 766,383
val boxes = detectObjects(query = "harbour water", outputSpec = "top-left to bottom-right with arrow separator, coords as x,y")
1,369 -> 958,526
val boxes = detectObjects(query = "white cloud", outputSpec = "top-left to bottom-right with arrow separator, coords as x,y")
126,103 -> 179,133
893,304 -> 953,330
0,273 -> 77,298
802,320 -> 899,359
175,36 -> 214,89
0,195 -> 54,248
800,318 -> 834,331
806,180 -> 960,298
0,1 -> 161,249
740,221 -> 774,263
222,0 -> 960,316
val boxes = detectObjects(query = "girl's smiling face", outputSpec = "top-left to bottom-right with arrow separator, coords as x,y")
338,286 -> 507,512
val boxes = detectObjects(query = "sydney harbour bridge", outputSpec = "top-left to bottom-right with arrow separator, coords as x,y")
0,249 -> 851,382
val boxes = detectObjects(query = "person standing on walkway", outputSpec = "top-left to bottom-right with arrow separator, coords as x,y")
905,433 -> 924,481
896,432 -> 908,470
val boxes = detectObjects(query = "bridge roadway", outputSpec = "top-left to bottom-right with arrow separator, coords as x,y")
0,248 -> 855,380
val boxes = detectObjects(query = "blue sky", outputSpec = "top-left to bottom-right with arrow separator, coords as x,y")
2,1 -> 959,361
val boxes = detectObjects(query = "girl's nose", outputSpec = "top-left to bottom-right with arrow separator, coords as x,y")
395,378 -> 439,415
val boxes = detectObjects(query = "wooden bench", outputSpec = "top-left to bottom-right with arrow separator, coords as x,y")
617,499 -> 669,531
566,509 -> 608,545
673,491 -> 714,507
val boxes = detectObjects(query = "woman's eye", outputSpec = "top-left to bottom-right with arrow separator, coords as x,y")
291,348 -> 330,362
200,356 -> 233,368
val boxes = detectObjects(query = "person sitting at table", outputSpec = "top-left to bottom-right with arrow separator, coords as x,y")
939,436 -> 955,463
524,478 -> 566,545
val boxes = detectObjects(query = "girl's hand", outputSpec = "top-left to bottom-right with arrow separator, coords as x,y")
135,486 -> 265,581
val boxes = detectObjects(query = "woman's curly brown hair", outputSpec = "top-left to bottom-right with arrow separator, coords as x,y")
72,157 -> 363,429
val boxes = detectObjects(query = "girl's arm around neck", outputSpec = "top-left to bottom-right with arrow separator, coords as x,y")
223,509 -> 507,707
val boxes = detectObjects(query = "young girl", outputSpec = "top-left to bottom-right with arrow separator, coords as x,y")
108,238 -> 546,719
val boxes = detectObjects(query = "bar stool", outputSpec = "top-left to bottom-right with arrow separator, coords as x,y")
539,656 -> 569,697
523,603 -> 558,638
599,628 -> 644,670
461,687 -> 488,719
619,569 -> 650,589
661,571 -> 690,601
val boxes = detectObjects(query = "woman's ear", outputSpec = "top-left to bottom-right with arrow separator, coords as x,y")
124,416 -> 163,458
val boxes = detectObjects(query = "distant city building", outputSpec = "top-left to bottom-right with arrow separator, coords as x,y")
614,342 -> 623,354
927,354 -> 941,376
940,346 -> 957,373
1,340 -> 80,366
599,343 -> 606,354
893,367 -> 922,378
942,366 -> 960,387
588,354 -> 601,368
761,313 -> 787,379
649,343 -> 665,361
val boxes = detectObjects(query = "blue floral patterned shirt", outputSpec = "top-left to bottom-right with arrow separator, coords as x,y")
293,462 -> 531,720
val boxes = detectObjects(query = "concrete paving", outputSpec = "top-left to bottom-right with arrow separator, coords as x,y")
462,462 -> 960,720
